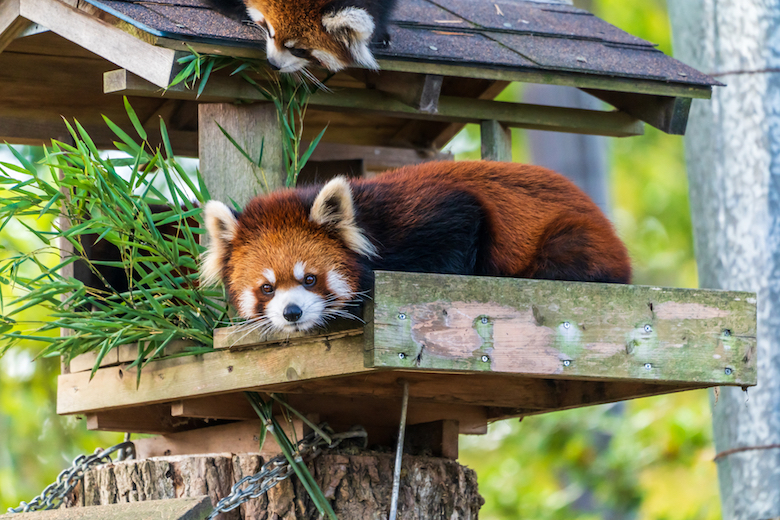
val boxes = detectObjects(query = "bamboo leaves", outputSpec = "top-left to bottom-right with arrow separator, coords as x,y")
0,99 -> 229,376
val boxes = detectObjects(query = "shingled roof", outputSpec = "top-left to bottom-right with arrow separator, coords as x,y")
83,0 -> 715,88
0,0 -> 719,155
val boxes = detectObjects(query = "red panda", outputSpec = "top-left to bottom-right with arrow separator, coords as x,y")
202,161 -> 631,334
208,0 -> 397,72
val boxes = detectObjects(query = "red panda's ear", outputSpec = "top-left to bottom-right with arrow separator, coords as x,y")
201,200 -> 238,286
310,177 -> 378,258
322,7 -> 379,70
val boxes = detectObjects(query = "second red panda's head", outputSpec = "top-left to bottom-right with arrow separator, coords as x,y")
201,177 -> 376,333
244,0 -> 379,72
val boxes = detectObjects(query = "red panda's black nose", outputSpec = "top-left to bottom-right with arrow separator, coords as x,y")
283,304 -> 303,322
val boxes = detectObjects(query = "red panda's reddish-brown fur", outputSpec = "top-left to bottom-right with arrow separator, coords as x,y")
207,0 -> 396,72
202,161 -> 631,333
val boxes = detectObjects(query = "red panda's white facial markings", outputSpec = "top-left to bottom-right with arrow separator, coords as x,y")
241,1 -> 378,73
202,178 -> 374,333
326,270 -> 352,300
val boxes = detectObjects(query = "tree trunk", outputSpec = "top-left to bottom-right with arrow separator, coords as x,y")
669,3 -> 780,519
68,451 -> 484,520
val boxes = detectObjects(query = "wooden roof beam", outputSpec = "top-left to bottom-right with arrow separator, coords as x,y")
106,69 -> 645,138
583,88 -> 693,135
15,0 -> 183,87
0,0 -> 31,54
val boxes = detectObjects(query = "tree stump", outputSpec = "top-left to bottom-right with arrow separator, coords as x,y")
68,451 -> 484,519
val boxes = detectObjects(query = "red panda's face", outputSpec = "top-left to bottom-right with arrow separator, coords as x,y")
202,177 -> 376,333
243,0 -> 379,72
227,225 -> 359,332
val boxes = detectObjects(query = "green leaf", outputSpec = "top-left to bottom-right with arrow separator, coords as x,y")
124,96 -> 148,141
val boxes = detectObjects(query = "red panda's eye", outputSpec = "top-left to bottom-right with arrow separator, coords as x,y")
289,48 -> 311,59
260,283 -> 274,295
303,274 -> 316,287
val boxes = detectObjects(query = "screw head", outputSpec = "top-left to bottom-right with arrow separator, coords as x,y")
644,363 -> 652,370
563,321 -> 571,329
481,316 -> 489,324
398,313 -> 406,320
563,360 -> 571,367
644,325 -> 652,333
398,352 -> 406,359
725,367 -> 733,375
723,329 -> 732,337
481,355 -> 489,363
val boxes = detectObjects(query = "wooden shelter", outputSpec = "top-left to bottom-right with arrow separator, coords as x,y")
0,0 -> 746,517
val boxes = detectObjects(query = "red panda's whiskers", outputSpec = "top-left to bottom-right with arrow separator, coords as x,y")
301,68 -> 331,93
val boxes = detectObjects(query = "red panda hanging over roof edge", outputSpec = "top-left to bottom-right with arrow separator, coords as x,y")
208,0 -> 398,72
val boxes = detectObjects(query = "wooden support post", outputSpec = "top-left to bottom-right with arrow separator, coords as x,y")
405,420 -> 459,459
480,120 -> 512,161
198,103 -> 285,207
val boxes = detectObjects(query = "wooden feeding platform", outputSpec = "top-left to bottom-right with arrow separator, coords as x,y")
57,271 -> 757,458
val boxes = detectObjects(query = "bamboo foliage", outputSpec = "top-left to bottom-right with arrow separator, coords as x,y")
170,49 -> 327,190
0,99 -> 229,379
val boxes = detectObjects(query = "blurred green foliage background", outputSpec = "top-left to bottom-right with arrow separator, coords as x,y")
0,0 -> 720,517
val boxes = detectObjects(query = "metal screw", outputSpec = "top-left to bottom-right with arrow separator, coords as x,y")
644,363 -> 652,370
563,360 -> 571,367
398,313 -> 406,320
563,321 -> 571,329
481,355 -> 489,362
644,325 -> 652,333
723,329 -> 732,337
398,353 -> 406,360
481,316 -> 489,324
725,367 -> 733,375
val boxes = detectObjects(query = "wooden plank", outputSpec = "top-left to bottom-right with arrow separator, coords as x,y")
86,404 -> 214,434
0,0 -> 28,54
283,393 -> 488,436
57,332 -> 371,415
198,103 -> 284,207
145,38 -> 712,99
69,340 -> 204,373
19,0 -> 181,87
583,88 -> 693,135
303,142 -> 453,172
369,271 -> 757,386
105,69 -> 645,138
69,348 -> 119,373
258,370 -> 706,416
480,120 -> 512,161
0,497 -> 212,520
133,418 -> 303,459
405,420 -> 459,459
0,115 -> 198,157
375,59 -> 714,99
171,394 -> 256,420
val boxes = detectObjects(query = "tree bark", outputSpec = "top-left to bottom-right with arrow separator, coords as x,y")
68,451 -> 484,520
669,3 -> 780,519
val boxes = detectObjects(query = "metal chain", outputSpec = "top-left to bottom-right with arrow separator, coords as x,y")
207,425 -> 367,520
7,441 -> 136,514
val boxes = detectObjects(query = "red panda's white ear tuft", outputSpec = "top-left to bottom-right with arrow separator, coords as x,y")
322,7 -> 379,70
201,200 -> 238,286
310,176 -> 378,258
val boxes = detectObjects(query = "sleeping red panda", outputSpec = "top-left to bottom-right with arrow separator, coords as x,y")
208,0 -> 397,72
201,161 -> 631,333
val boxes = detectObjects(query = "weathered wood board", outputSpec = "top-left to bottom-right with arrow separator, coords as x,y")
368,271 -> 757,386
0,496 -> 212,520
57,271 -> 756,443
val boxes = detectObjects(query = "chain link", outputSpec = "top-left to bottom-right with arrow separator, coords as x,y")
207,425 -> 367,520
7,441 -> 136,514
8,426 -> 365,518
